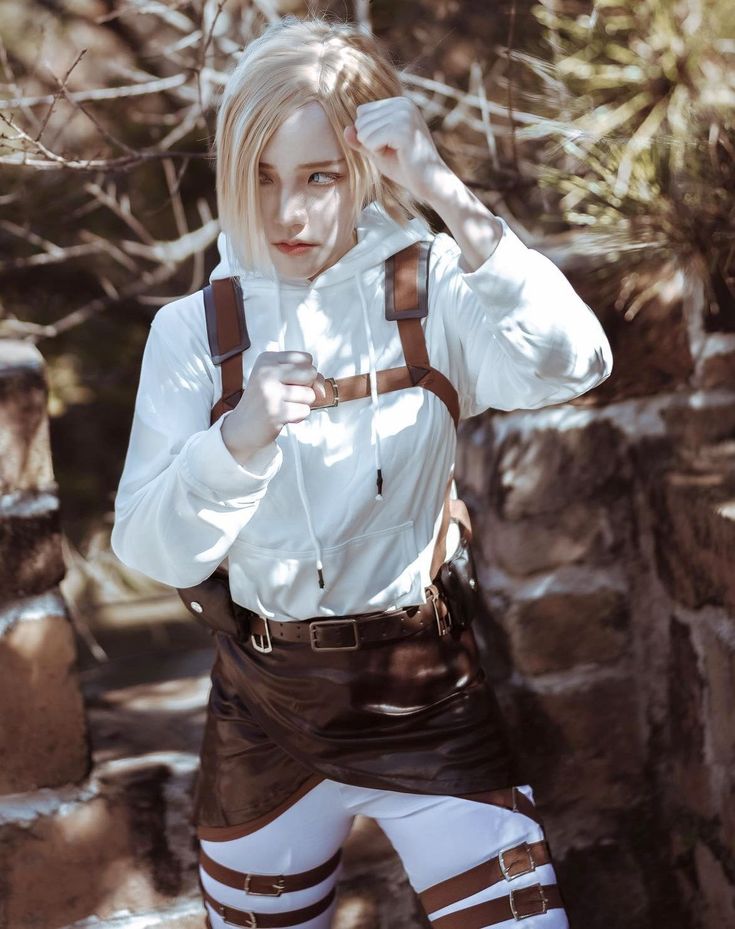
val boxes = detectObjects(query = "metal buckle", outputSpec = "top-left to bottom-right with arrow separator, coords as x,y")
499,841 -> 537,881
509,884 -> 548,920
313,376 -> 339,410
250,617 -> 273,654
309,618 -> 359,650
243,874 -> 285,896
428,587 -> 450,636
216,903 -> 257,927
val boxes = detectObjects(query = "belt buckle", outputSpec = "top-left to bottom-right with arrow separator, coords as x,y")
250,616 -> 273,654
499,841 -> 537,881
243,874 -> 285,896
309,617 -> 359,650
313,376 -> 339,410
216,902 -> 257,927
509,883 -> 548,920
428,586 -> 450,636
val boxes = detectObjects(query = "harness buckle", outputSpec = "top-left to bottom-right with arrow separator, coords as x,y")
509,883 -> 548,920
250,617 -> 273,654
313,376 -> 339,410
243,874 -> 285,896
499,841 -> 537,881
310,618 -> 359,650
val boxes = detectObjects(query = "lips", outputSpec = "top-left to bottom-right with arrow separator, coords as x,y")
275,241 -> 316,255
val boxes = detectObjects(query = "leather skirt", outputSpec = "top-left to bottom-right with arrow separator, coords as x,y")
192,610 -> 518,831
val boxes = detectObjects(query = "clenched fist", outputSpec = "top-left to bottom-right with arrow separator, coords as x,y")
221,350 -> 322,465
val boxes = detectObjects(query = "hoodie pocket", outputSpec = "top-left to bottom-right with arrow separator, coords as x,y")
227,520 -> 424,619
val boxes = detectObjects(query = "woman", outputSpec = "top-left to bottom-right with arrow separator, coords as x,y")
112,15 -> 612,929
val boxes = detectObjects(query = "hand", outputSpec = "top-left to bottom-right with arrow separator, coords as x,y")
221,350 -> 317,463
343,97 -> 450,203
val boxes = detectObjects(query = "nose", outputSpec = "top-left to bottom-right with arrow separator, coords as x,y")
277,185 -> 307,231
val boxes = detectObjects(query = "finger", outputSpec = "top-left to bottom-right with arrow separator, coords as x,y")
355,113 -> 391,136
355,123 -> 400,153
281,401 -> 313,424
276,350 -> 313,366
279,363 -> 318,386
281,384 -> 317,405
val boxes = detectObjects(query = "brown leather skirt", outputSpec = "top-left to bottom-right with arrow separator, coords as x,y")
192,617 -> 518,831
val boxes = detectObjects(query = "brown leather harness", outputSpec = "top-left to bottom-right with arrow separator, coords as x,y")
203,240 -> 470,581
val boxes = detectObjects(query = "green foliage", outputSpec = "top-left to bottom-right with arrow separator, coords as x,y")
519,0 -> 735,293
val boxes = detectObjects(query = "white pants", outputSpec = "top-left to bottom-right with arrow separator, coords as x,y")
199,779 -> 569,929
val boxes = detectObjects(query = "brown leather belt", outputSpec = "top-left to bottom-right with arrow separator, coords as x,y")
201,885 -> 335,928
419,839 -> 552,913
199,847 -> 342,894
431,882 -> 564,928
239,584 -> 453,653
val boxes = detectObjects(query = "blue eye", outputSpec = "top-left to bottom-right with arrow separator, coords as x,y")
310,172 -> 341,184
258,172 -> 341,185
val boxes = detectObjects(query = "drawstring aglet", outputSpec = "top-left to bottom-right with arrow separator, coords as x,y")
375,468 -> 384,501
317,561 -> 325,589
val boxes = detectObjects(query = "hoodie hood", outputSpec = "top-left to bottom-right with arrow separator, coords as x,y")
209,201 -> 433,591
210,200 -> 432,288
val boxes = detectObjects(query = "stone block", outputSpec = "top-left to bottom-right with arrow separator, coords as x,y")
556,838 -> 651,929
0,758 -> 199,929
649,455 -> 735,612
697,615 -> 735,772
504,587 -> 630,676
0,598 -> 88,793
0,494 -> 65,604
694,841 -> 735,929
661,398 -> 735,452
0,340 -> 55,495
482,502 -> 624,577
490,419 -> 628,520
512,672 -> 642,815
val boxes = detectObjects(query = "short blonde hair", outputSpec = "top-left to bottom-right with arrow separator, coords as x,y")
215,15 -> 428,274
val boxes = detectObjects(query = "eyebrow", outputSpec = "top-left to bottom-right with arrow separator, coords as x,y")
259,158 -> 346,169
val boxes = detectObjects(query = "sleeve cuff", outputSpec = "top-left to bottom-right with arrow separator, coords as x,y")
459,217 -> 533,309
179,413 -> 283,505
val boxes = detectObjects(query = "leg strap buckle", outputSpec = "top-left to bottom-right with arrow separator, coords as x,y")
499,841 -> 537,881
243,874 -> 285,896
216,903 -> 257,927
509,883 -> 548,920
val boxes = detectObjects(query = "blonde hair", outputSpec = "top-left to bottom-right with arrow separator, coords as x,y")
215,15 -> 429,274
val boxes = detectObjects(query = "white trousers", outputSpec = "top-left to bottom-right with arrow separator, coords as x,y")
199,778 -> 569,929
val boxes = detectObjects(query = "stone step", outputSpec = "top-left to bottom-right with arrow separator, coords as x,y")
2,641 -> 427,929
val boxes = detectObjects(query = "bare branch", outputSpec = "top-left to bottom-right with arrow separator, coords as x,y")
0,74 -> 190,111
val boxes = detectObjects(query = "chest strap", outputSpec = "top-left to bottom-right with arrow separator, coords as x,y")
204,240 -> 459,428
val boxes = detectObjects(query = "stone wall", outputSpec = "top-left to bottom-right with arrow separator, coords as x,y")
456,272 -> 735,929
0,341 -> 88,794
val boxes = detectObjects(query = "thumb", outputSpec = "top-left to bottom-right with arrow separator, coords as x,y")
343,125 -> 362,150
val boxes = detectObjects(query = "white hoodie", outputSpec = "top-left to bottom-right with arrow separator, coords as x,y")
111,201 -> 612,621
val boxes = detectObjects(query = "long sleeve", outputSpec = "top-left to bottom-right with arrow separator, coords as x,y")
429,218 -> 613,418
110,298 -> 282,588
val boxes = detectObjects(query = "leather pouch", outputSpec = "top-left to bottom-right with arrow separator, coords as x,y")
435,522 -> 482,631
177,567 -> 243,638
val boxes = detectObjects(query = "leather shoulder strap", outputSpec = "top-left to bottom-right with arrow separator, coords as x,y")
203,277 -> 250,425
384,241 -> 460,428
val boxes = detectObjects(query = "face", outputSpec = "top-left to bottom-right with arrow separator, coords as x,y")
258,101 -> 357,283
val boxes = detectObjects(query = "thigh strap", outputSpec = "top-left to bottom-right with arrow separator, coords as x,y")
199,847 -> 342,894
201,885 -> 335,928
420,839 -> 551,913
457,786 -> 545,827
430,883 -> 564,928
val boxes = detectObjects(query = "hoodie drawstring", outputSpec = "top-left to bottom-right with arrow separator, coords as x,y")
355,273 -> 385,501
